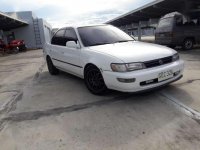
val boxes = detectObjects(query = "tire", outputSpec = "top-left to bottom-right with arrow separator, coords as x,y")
19,45 -> 27,51
13,47 -> 19,54
47,57 -> 59,75
84,65 -> 107,95
183,39 -> 194,50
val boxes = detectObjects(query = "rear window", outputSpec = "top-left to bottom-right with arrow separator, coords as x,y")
158,18 -> 173,28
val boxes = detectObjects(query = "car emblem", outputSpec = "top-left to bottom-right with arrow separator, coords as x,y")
159,59 -> 163,65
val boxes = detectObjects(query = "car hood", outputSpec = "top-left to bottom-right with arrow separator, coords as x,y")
88,41 -> 176,63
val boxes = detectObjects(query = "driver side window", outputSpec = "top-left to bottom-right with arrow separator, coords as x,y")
65,28 -> 80,48
64,28 -> 78,42
51,29 -> 66,46
51,28 -> 78,47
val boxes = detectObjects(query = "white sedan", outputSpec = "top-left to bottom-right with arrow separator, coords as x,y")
44,24 -> 184,95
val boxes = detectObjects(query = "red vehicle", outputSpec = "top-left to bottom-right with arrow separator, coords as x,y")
8,39 -> 27,51
0,39 -> 27,54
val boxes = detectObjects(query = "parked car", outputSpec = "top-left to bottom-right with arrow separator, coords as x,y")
155,12 -> 200,50
8,39 -> 27,52
44,24 -> 184,95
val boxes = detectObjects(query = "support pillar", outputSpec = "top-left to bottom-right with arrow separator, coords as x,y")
138,22 -> 142,41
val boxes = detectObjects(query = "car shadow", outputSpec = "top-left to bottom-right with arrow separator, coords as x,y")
58,70 -> 156,97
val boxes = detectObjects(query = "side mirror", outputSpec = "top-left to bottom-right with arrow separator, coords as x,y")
66,41 -> 80,49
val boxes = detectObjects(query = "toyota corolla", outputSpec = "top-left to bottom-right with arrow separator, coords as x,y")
44,25 -> 184,95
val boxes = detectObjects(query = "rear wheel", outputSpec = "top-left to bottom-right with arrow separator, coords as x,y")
183,39 -> 194,50
84,65 -> 107,95
47,56 -> 59,75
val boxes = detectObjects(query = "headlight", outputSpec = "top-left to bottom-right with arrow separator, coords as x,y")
111,63 -> 146,72
110,64 -> 127,72
172,53 -> 179,62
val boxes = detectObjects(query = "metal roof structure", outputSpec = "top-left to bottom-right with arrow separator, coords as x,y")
0,11 -> 28,30
106,0 -> 200,26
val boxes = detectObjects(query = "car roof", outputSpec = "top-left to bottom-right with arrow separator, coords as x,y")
58,24 -> 110,30
161,12 -> 183,19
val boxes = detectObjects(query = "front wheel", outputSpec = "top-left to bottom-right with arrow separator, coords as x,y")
47,57 -> 59,75
13,47 -> 19,54
84,65 -> 107,95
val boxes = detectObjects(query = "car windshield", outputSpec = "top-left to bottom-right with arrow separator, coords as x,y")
158,17 -> 174,28
78,25 -> 134,47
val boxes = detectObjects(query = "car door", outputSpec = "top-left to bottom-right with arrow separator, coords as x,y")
59,28 -> 82,77
50,28 -> 82,77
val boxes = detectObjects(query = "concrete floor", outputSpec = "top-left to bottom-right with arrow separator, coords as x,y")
161,48 -> 200,112
0,49 -> 200,150
0,50 -> 45,115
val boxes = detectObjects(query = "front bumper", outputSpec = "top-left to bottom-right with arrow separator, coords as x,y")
102,60 -> 184,92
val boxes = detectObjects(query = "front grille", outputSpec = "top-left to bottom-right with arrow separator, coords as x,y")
144,56 -> 173,68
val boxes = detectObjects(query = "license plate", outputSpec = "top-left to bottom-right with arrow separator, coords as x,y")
158,70 -> 173,82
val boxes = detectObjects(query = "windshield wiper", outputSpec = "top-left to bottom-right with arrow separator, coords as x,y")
113,40 -> 134,44
90,42 -> 111,46
89,40 -> 134,46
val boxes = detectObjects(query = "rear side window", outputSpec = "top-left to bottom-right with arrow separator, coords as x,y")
51,29 -> 66,46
